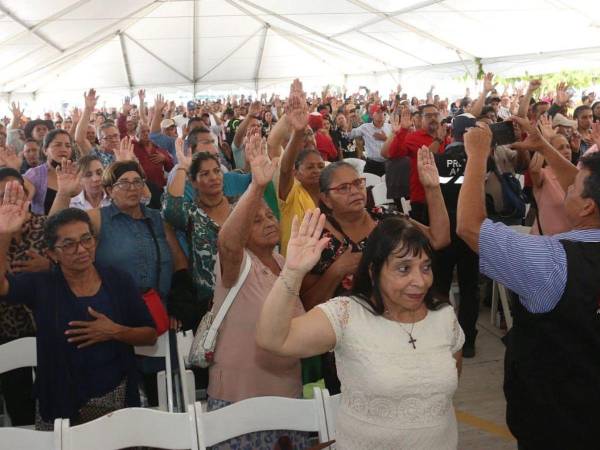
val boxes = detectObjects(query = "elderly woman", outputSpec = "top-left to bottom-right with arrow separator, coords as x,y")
207,132 -> 309,449
50,157 -> 174,405
0,185 -> 156,429
162,145 -> 232,330
0,168 -> 51,426
69,155 -> 110,210
23,129 -> 74,215
257,211 -> 464,450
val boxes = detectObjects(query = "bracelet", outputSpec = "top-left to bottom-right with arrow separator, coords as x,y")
279,274 -> 300,297
176,166 -> 188,172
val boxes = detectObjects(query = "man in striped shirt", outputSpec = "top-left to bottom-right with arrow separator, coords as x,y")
457,116 -> 600,449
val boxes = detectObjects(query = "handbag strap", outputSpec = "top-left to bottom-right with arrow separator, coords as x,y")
203,251 -> 252,350
143,218 -> 161,291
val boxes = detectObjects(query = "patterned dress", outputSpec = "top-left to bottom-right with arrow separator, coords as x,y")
0,213 -> 46,344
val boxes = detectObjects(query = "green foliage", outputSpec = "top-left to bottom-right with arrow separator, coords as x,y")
456,68 -> 600,90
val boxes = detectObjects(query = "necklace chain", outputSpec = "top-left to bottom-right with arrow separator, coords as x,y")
197,195 -> 225,209
385,309 -> 418,349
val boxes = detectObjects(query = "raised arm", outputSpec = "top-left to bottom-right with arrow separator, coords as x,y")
233,101 -> 261,149
9,102 -> 23,130
0,182 -> 30,296
470,72 -> 495,118
266,113 -> 290,159
457,123 -> 493,252
138,89 -> 148,126
168,138 -> 189,198
75,89 -> 98,155
218,132 -> 279,287
256,209 -> 335,358
517,79 -> 541,118
409,146 -> 451,249
279,79 -> 309,201
381,109 -> 411,159
150,94 -> 167,135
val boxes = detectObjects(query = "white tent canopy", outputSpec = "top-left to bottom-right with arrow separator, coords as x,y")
1,0 -> 600,105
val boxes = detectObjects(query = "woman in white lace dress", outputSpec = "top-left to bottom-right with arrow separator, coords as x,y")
257,206 -> 464,450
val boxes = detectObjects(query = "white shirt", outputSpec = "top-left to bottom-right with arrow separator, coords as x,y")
69,190 -> 111,211
344,122 -> 392,162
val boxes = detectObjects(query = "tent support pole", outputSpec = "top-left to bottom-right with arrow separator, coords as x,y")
253,25 -> 269,95
119,33 -> 134,96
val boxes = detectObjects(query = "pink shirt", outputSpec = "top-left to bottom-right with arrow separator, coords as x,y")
208,251 -> 304,403
531,168 -> 570,236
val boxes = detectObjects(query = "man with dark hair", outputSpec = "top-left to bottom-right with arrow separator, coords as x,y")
458,115 -> 600,450
574,104 -> 594,156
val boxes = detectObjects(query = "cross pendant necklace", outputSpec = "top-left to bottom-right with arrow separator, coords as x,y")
407,333 -> 417,349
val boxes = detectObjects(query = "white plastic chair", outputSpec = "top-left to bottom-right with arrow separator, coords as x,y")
175,330 -> 196,409
0,425 -> 61,450
60,406 -> 198,450
363,172 -> 381,187
320,389 -> 341,442
400,197 -> 411,215
371,182 -> 393,207
134,332 -> 174,412
0,337 -> 37,426
343,157 -> 366,174
194,388 -> 329,449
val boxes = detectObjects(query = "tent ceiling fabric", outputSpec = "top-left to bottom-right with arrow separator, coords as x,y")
1,0 -> 600,96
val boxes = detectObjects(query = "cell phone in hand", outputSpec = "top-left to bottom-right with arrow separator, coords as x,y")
489,120 -> 516,146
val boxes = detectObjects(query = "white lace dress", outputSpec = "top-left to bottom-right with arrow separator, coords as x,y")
317,297 -> 464,450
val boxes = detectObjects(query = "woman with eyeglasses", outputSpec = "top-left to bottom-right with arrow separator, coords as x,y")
0,186 -> 157,430
23,129 -> 74,215
300,148 -> 450,393
49,158 -> 175,406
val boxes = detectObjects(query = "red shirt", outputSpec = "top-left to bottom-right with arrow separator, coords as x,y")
133,141 -> 174,188
315,131 -> 339,162
388,129 -> 446,203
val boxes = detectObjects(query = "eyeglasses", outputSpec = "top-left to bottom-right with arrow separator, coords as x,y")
423,113 -> 440,119
54,233 -> 95,255
113,179 -> 145,190
327,178 -> 366,194
101,134 -> 120,141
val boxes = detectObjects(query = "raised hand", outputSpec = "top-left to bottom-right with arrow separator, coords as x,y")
464,122 -> 493,159
115,136 -> 136,161
417,146 -> 440,188
0,145 -> 22,171
10,102 -> 23,120
400,107 -> 412,130
591,122 -> 600,148
483,72 -> 496,93
538,115 -> 556,140
510,116 -> 546,152
71,107 -> 81,123
175,137 -> 191,169
285,79 -> 309,132
122,96 -> 132,115
56,159 -> 82,197
154,94 -> 166,114
248,100 -> 261,117
0,181 -> 30,236
527,79 -> 542,94
84,89 -> 99,110
137,89 -> 146,104
555,82 -> 572,106
529,152 -> 545,174
284,209 -> 329,275
247,131 -> 279,187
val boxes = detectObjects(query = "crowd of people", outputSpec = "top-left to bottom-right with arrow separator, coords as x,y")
1,74 -> 600,450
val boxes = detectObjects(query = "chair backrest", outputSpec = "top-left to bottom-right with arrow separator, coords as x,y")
321,389 -> 341,440
0,337 -> 36,374
371,182 -> 392,207
343,158 -> 366,174
363,172 -> 381,187
175,330 -> 196,409
135,332 -> 174,412
0,425 -> 60,450
195,392 -> 329,449
60,407 -> 199,450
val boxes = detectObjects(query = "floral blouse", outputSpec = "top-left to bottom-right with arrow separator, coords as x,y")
162,193 -> 230,301
310,207 -> 397,293
0,213 -> 47,343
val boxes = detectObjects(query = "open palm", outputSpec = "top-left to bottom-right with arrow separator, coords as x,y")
285,209 -> 330,275
56,159 -> 82,197
115,136 -> 136,161
0,181 -> 30,235
247,132 -> 278,187
417,146 -> 440,188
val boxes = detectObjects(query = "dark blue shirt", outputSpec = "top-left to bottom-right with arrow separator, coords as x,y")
0,265 -> 155,422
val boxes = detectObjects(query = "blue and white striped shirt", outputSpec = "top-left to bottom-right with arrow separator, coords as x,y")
479,219 -> 600,313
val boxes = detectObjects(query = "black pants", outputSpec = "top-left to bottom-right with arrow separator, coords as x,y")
409,202 -> 429,225
0,367 -> 35,425
432,234 -> 480,345
364,158 -> 386,177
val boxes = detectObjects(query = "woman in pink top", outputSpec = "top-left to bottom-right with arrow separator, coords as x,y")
207,131 -> 309,449
529,134 -> 572,235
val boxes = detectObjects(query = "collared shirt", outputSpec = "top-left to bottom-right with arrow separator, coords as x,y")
479,219 -> 600,313
343,122 -> 392,162
90,148 -> 115,168
69,190 -> 111,211
149,132 -> 177,162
